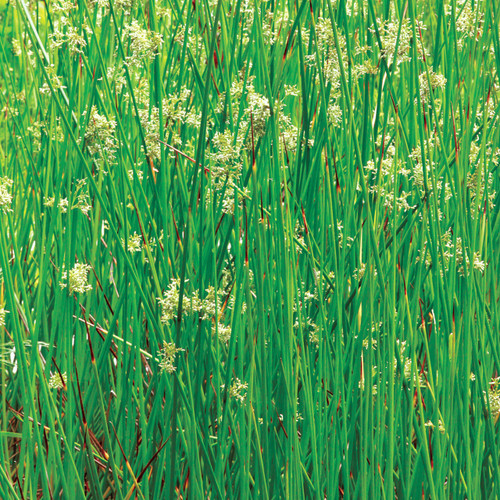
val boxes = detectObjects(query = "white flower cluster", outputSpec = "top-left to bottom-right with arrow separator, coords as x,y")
205,127 -> 249,216
485,378 -> 500,419
359,338 -> 427,395
58,198 -> 69,213
158,278 -> 236,344
39,64 -> 66,95
261,8 -> 291,46
49,25 -> 87,56
59,262 -> 93,294
27,118 -> 65,154
158,279 -> 202,324
158,341 -> 184,374
444,234 -> 486,276
0,177 -> 13,213
202,286 -> 225,318
364,135 -> 416,213
425,419 -> 446,434
229,378 -> 248,403
137,106 -> 162,162
212,322 -> 232,343
208,130 -> 244,181
293,267 -> 338,347
466,144 -> 497,216
162,88 -> 191,125
0,306 -> 8,327
222,377 -> 248,404
123,20 -> 163,65
204,284 -> 236,343
123,232 -> 142,253
409,137 -> 453,210
418,69 -> 447,103
372,18 -> 415,66
134,87 -> 192,162
51,0 -> 75,13
43,179 -> 92,215
48,371 -> 67,390
83,105 -> 117,162
306,17 -> 348,93
446,0 -> 484,47
72,178 -> 92,215
416,226 -> 487,278
90,0 -> 134,15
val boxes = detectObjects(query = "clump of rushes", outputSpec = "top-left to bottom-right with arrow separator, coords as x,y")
1,0 -> 500,498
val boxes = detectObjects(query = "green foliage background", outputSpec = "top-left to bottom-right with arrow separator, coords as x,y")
0,0 -> 499,497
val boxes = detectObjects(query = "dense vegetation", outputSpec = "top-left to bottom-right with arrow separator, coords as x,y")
0,0 -> 499,497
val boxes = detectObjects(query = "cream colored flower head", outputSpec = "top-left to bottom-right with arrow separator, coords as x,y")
60,263 -> 93,293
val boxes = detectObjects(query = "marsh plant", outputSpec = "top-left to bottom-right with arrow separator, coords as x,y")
0,0 -> 499,498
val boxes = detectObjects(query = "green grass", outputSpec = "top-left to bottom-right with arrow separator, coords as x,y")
0,0 -> 499,497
